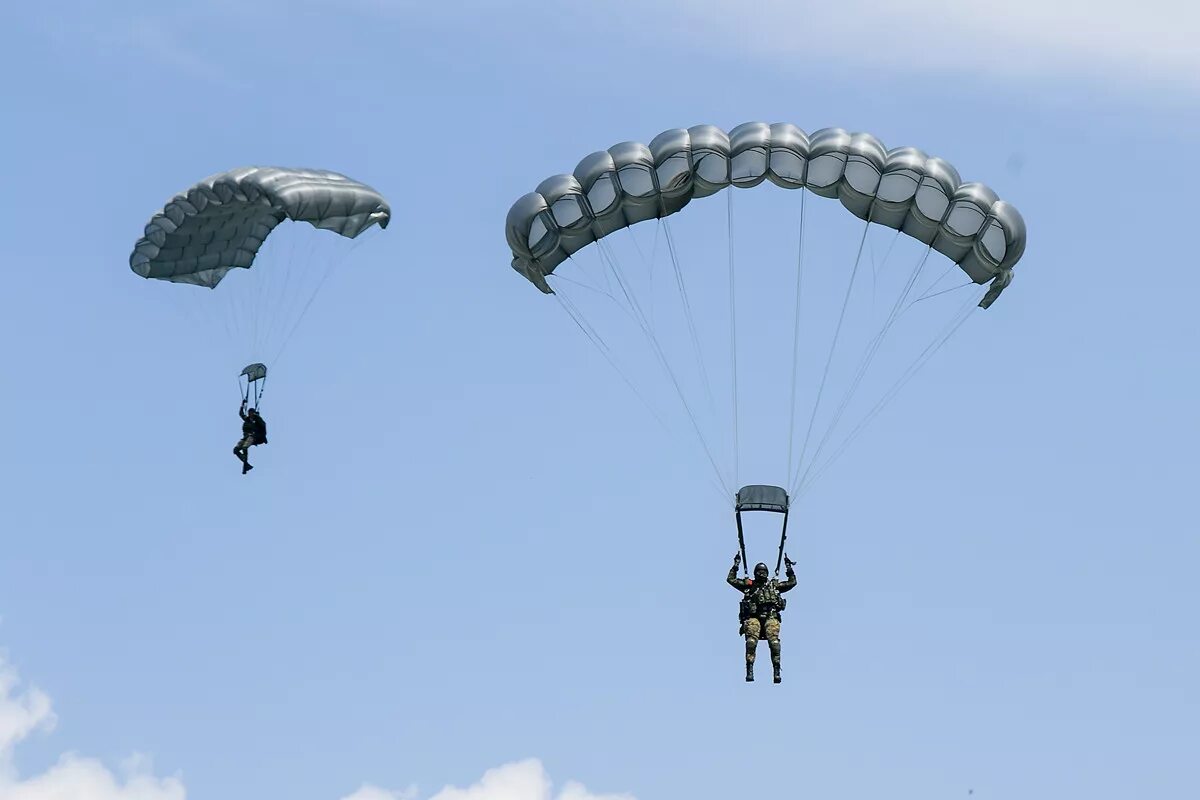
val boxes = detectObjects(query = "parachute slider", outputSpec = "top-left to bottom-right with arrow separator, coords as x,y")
239,362 -> 268,409
735,484 -> 790,514
240,362 -> 268,382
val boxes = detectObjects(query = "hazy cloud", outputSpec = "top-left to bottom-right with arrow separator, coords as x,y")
357,0 -> 1199,92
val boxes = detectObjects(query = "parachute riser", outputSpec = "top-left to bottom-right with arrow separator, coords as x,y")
239,375 -> 267,412
734,506 -> 791,578
736,510 -> 749,578
774,510 -> 790,577
734,485 -> 791,578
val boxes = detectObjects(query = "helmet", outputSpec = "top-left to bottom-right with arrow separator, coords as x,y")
753,562 -> 769,581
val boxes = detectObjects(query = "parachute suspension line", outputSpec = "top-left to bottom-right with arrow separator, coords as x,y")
252,230 -> 293,361
785,190 -> 809,487
221,290 -> 239,352
598,239 -> 732,496
556,288 -> 613,353
649,220 -> 662,329
553,263 -> 657,339
548,272 -> 623,304
907,259 -> 960,309
792,244 -> 935,495
661,219 -> 719,417
796,287 -> 983,497
222,277 -> 249,360
622,222 -> 663,332
264,229 -> 326,365
596,238 -> 733,498
727,190 -> 740,488
597,240 -> 655,341
578,233 -> 620,304
258,231 -> 303,363
561,287 -> 729,503
269,231 -> 328,363
248,235 -> 270,361
910,279 -> 978,305
793,217 -> 873,488
871,229 -> 902,305
270,231 -> 373,369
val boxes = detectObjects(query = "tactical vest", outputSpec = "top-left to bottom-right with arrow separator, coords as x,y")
739,580 -> 787,621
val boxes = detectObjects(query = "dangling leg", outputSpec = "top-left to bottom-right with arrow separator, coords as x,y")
765,618 -> 782,683
743,618 -> 761,682
234,437 -> 253,473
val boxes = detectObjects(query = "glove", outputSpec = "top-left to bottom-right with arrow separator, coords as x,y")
784,553 -> 796,570
733,552 -> 742,567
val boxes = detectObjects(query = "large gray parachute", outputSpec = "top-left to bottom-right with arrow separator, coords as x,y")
130,167 -> 391,288
506,123 -> 1026,308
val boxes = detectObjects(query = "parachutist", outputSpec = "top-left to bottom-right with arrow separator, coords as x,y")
234,401 -> 267,474
728,555 -> 797,683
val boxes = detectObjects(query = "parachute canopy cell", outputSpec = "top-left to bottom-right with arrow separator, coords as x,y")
505,122 -> 1026,307
240,363 -> 268,382
130,167 -> 391,289
735,485 -> 790,514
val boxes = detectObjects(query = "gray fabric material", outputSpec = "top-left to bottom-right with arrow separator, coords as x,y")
735,485 -> 790,514
506,123 -> 1025,306
131,167 -> 391,288
240,363 -> 267,382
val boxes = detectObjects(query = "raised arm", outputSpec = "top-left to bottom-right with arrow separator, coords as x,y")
777,554 -> 798,592
727,553 -> 749,591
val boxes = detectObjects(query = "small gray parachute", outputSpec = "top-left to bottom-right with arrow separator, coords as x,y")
130,166 -> 391,288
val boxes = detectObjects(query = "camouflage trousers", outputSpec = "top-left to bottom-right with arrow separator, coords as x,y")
743,616 -> 782,666
233,434 -> 255,461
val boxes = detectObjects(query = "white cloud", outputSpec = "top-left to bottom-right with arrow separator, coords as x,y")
0,660 -> 56,758
340,759 -> 635,800
0,655 -> 184,800
341,785 -> 418,800
421,759 -> 634,800
2,654 -> 630,800
0,754 -> 186,800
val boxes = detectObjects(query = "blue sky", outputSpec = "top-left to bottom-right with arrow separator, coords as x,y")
1,2 -> 1197,799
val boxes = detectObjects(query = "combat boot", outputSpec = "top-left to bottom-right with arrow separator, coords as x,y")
745,662 -> 754,682
769,641 -> 782,683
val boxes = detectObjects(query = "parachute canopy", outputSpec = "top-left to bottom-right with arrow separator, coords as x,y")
130,166 -> 391,289
503,121 -> 1031,509
505,123 -> 1025,307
